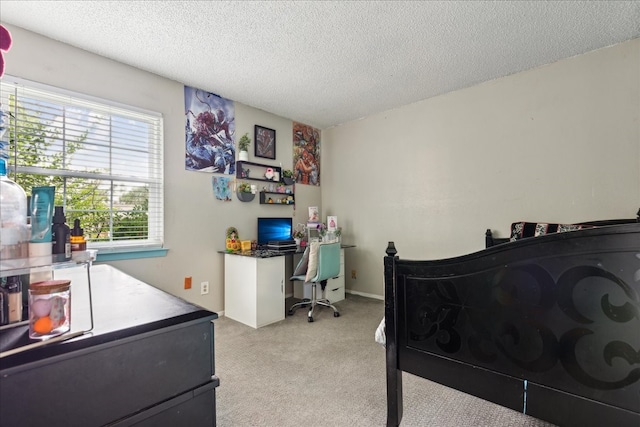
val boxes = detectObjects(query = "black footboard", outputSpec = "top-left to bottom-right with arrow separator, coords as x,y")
384,223 -> 640,427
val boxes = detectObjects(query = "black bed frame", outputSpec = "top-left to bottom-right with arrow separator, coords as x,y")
384,219 -> 640,427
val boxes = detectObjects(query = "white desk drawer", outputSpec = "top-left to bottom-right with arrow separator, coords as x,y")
294,276 -> 344,303
325,277 -> 345,303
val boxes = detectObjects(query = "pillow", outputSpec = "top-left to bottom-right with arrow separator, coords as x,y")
510,221 -> 590,241
305,241 -> 321,282
510,222 -> 526,241
557,223 -> 583,233
534,223 -> 549,237
293,246 -> 310,276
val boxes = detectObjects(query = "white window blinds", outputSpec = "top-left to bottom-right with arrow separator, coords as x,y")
0,76 -> 164,250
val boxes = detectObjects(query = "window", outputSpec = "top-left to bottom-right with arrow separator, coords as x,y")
0,76 -> 164,252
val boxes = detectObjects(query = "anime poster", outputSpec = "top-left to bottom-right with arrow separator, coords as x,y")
212,176 -> 232,201
292,122 -> 320,185
185,86 -> 235,173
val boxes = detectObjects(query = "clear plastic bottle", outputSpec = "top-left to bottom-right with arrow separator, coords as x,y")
0,142 -> 29,262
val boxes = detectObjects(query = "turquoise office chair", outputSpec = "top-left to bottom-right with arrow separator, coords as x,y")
289,242 -> 341,322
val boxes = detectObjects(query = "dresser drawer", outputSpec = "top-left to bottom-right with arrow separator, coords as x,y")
0,319 -> 215,427
112,379 -> 219,427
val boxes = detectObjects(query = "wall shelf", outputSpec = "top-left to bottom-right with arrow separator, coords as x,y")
236,160 -> 282,183
260,191 -> 294,205
236,191 -> 255,202
236,161 -> 295,204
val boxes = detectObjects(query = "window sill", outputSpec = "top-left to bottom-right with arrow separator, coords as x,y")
94,247 -> 169,262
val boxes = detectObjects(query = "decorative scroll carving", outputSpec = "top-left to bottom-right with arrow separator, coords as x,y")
404,261 -> 640,393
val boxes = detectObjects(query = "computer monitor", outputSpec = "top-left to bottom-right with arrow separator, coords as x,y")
257,217 -> 293,246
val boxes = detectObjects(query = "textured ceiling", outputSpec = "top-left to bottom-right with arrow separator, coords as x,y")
1,1 -> 638,129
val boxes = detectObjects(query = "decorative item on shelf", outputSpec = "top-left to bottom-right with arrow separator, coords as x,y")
258,191 -> 295,205
316,222 -> 328,241
225,227 -> 240,252
293,223 -> 306,247
240,240 -> 252,252
236,181 -> 255,202
264,167 -> 275,180
237,182 -> 251,192
310,222 -> 339,243
282,169 -> 294,185
237,133 -> 251,162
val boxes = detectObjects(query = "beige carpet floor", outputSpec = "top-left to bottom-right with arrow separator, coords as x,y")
214,294 -> 555,427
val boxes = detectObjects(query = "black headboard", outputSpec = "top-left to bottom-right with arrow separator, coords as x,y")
485,208 -> 640,248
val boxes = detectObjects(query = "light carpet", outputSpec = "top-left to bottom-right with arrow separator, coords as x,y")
214,294 -> 555,427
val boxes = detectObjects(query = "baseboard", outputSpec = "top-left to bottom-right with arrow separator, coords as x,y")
346,289 -> 383,300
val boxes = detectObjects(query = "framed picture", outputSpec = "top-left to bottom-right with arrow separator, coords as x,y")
327,216 -> 338,231
255,125 -> 276,159
308,206 -> 319,223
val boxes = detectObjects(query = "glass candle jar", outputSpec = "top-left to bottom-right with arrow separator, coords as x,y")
28,279 -> 71,340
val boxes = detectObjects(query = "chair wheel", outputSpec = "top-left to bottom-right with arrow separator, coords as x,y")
334,312 -> 340,317
308,316 -> 314,322
287,310 -> 293,315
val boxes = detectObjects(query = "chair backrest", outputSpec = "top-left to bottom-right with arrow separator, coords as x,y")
313,242 -> 341,282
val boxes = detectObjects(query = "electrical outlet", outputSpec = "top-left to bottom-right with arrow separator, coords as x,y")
200,281 -> 209,295
351,270 -> 357,279
184,276 -> 192,289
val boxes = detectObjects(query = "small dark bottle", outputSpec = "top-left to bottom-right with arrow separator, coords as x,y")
70,218 -> 87,252
5,276 -> 22,323
51,206 -> 71,262
0,280 -> 8,325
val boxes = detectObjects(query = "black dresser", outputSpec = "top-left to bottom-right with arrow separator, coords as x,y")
0,264 -> 219,426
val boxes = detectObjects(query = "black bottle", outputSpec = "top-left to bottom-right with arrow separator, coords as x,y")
0,278 -> 7,325
52,206 -> 71,262
5,276 -> 22,323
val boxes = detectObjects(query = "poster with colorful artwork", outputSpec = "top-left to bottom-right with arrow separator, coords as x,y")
293,122 -> 320,186
185,86 -> 235,173
212,176 -> 233,201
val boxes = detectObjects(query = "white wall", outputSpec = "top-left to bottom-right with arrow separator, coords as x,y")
5,24 -> 639,305
3,24 -> 322,312
323,38 -> 640,299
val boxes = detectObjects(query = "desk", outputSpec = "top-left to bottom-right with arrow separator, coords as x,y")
224,253 -> 285,329
223,245 -> 353,329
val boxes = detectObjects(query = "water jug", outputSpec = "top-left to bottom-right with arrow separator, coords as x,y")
0,142 -> 29,262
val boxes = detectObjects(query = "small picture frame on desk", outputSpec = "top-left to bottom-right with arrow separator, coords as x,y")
327,216 -> 338,231
255,125 -> 276,160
